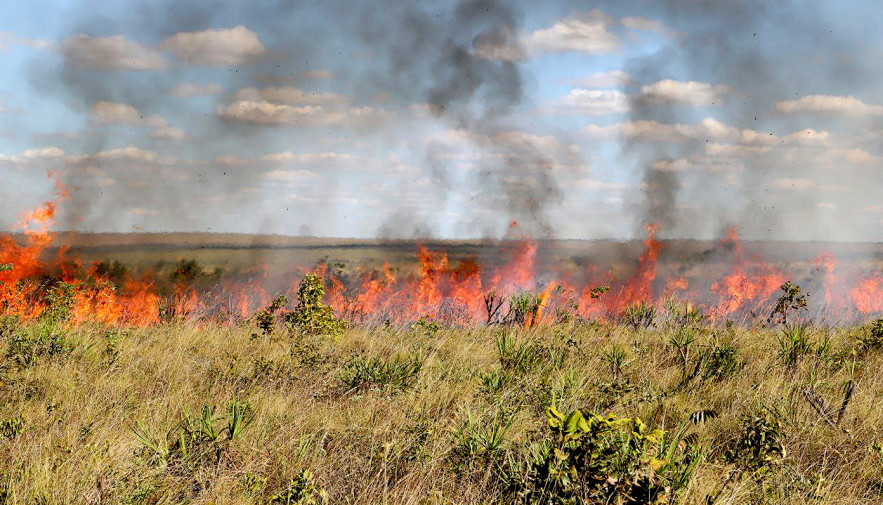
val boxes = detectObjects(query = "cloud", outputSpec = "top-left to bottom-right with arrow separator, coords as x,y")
621,16 -> 679,38
0,32 -> 51,52
262,169 -> 317,182
823,148 -> 880,164
0,146 -> 66,164
168,82 -> 222,97
526,10 -> 620,55
88,101 -> 166,127
566,70 -> 631,88
229,87 -> 350,106
217,100 -> 387,127
160,25 -> 265,66
301,69 -> 334,80
637,79 -> 733,106
259,151 -> 355,163
776,94 -> 883,115
773,178 -> 816,190
557,89 -> 629,115
91,145 -> 159,162
149,126 -> 187,141
60,34 -> 166,71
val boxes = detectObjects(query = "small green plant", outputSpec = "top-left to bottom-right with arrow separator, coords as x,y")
710,408 -> 787,503
0,415 -> 23,440
41,282 -> 78,323
338,353 -> 424,393
602,345 -> 631,382
496,333 -> 543,374
265,469 -> 328,504
624,301 -> 656,330
132,398 -> 254,471
516,406 -> 700,504
0,315 -> 20,339
858,319 -> 883,353
769,281 -> 807,326
777,324 -> 812,368
703,341 -> 741,381
453,408 -> 515,464
284,274 -> 347,337
507,292 -> 543,327
256,295 -> 289,335
669,329 -> 696,378
480,369 -> 508,395
6,323 -> 73,368
411,317 -> 441,337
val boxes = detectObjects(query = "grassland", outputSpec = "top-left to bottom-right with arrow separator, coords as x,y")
1,307 -> 882,504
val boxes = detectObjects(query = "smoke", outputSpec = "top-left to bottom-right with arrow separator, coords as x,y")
622,0 -> 876,241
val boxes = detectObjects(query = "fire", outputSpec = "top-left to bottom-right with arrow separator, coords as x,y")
4,173 -> 883,327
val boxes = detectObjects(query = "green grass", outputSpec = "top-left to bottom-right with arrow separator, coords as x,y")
0,315 -> 881,504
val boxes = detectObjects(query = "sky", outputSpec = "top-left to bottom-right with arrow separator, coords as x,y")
1,0 -> 883,241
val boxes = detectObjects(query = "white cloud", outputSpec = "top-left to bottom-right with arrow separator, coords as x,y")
149,126 -> 187,141
160,25 -> 265,66
652,159 -> 693,172
526,10 -> 620,55
621,16 -> 678,37
302,69 -> 334,80
259,151 -> 355,163
637,80 -> 733,106
567,70 -> 630,88
262,169 -> 317,182
0,32 -> 51,52
705,143 -> 771,157
89,101 -> 166,127
824,148 -> 879,164
558,89 -> 628,115
230,87 -> 350,106
217,100 -> 387,127
776,94 -> 883,115
773,178 -> 816,189
60,34 -> 166,71
92,146 -> 159,162
0,146 -> 66,164
168,82 -> 222,97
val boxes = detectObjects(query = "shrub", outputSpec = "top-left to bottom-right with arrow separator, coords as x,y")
703,342 -> 741,381
624,301 -> 656,330
515,407 -> 700,504
508,292 -> 543,328
777,324 -> 812,368
769,281 -> 807,326
284,274 -> 346,337
338,353 -> 423,393
255,295 -> 289,335
265,469 -> 328,504
6,323 -> 73,368
858,319 -> 883,352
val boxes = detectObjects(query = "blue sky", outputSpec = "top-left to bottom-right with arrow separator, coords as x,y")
1,0 -> 882,241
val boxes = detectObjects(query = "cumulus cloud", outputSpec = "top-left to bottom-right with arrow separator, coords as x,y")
168,82 -> 223,97
567,70 -> 631,88
776,94 -> 883,115
229,87 -> 350,106
88,101 -> 166,126
526,10 -> 620,55
262,169 -> 317,182
160,25 -> 265,66
217,100 -> 387,127
0,146 -> 66,164
637,79 -> 734,106
0,32 -> 51,52
773,177 -> 816,189
259,151 -> 355,163
301,69 -> 334,80
621,16 -> 679,38
558,89 -> 629,115
149,126 -> 187,141
60,34 -> 166,71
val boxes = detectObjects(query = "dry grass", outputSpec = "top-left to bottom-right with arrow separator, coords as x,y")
0,316 -> 881,504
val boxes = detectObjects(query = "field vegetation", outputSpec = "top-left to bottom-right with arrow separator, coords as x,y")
0,273 -> 882,504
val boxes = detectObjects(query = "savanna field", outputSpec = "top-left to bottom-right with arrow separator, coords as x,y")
4,214 -> 883,504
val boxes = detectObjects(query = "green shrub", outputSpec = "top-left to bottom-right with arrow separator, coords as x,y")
338,353 -> 423,393
858,319 -> 883,352
516,407 -> 700,504
256,295 -> 289,335
777,324 -> 812,368
265,469 -> 328,504
284,274 -> 346,337
0,415 -> 23,440
703,342 -> 741,381
6,323 -> 73,368
624,301 -> 656,330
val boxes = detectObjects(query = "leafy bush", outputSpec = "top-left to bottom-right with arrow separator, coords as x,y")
858,319 -> 883,352
624,302 -> 656,330
132,399 -> 253,471
703,342 -> 741,381
769,281 -> 807,326
265,469 -> 328,504
6,323 -> 73,368
515,407 -> 700,504
255,295 -> 289,335
284,274 -> 346,337
338,353 -> 423,393
777,324 -> 812,368
0,415 -> 23,440
508,292 -> 543,328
